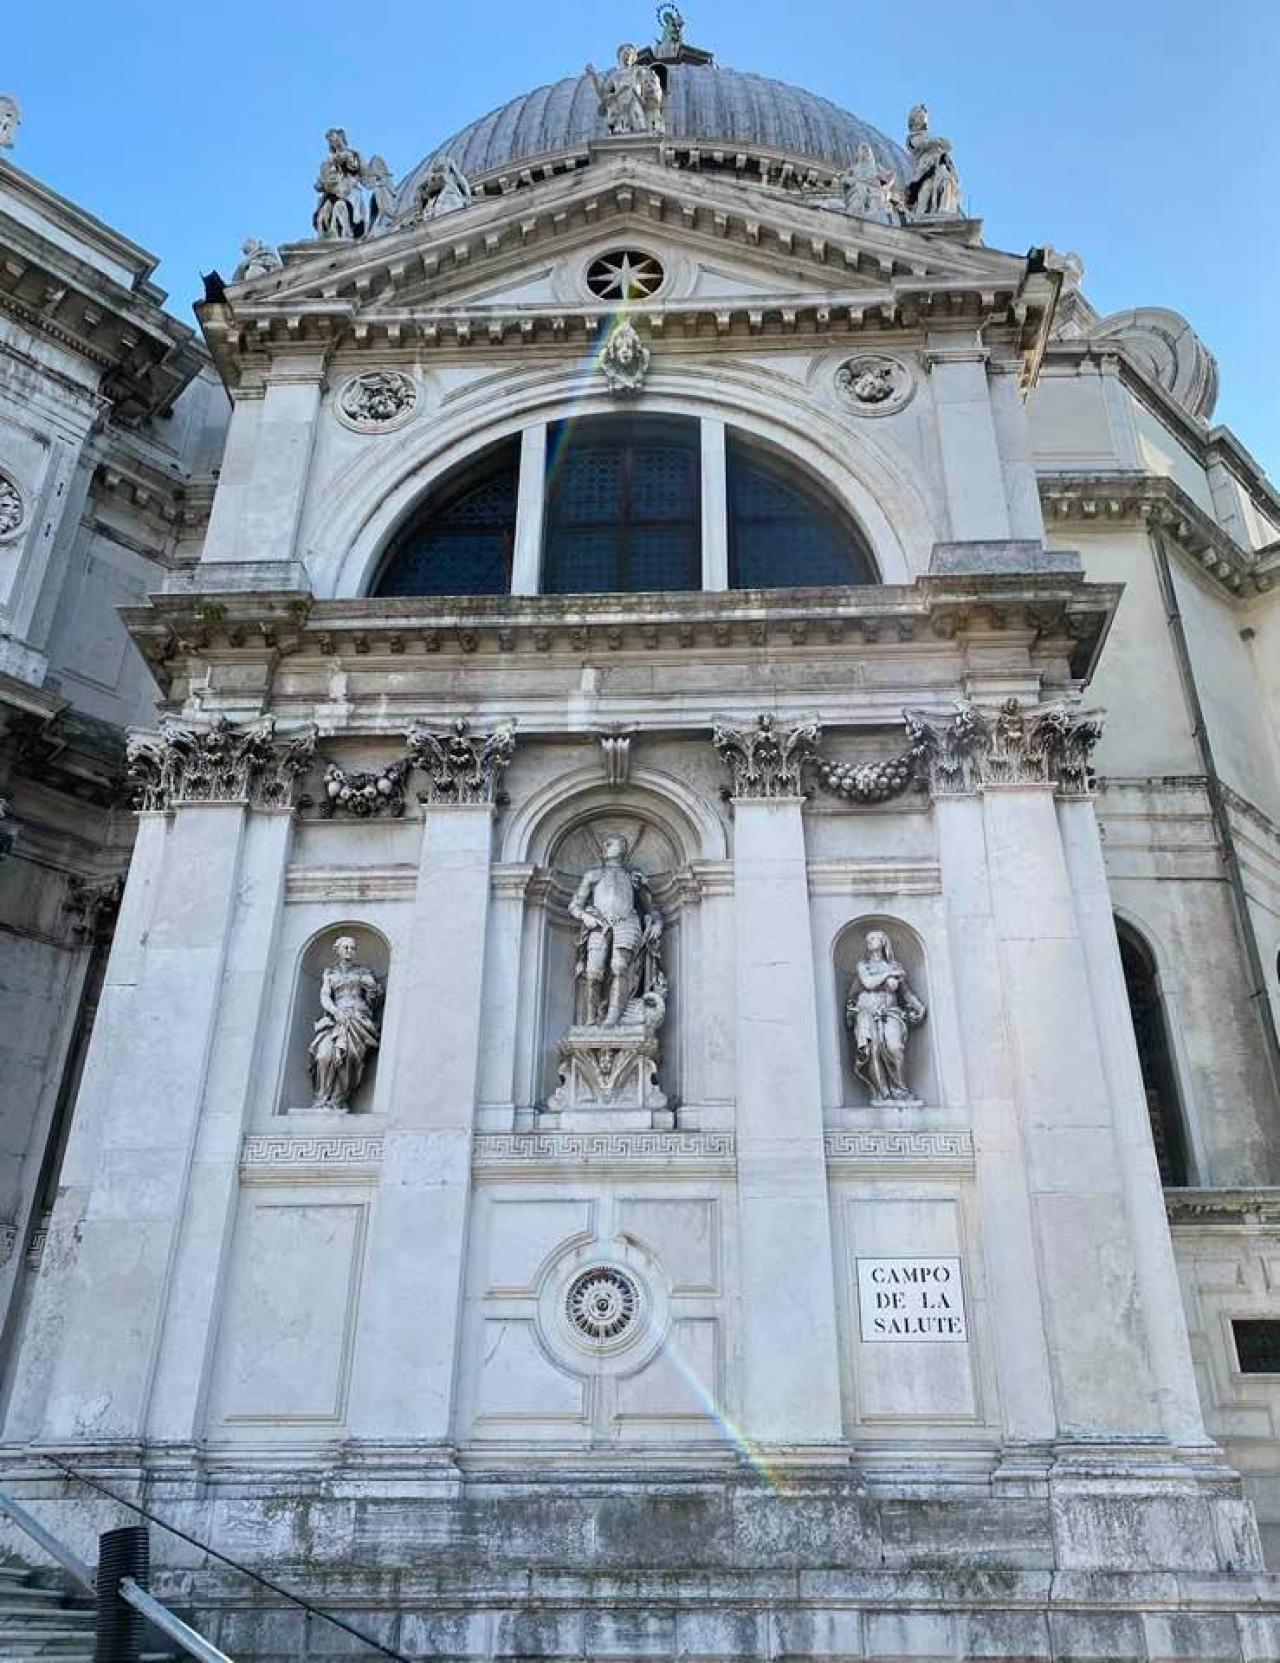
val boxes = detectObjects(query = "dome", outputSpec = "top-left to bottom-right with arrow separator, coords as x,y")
398,56 -> 909,205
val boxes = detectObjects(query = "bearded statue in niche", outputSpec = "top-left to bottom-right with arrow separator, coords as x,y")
309,936 -> 384,1112
846,929 -> 927,1106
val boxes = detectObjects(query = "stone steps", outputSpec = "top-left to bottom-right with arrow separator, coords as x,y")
0,1566 -> 175,1662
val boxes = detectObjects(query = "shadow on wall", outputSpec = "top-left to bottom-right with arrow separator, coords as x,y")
276,922 -> 392,1116
833,916 -> 936,1109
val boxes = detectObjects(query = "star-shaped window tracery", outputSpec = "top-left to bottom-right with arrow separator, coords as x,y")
586,250 -> 666,302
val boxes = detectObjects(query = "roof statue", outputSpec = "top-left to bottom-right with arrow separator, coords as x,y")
0,95 -> 21,150
656,3 -> 685,47
312,128 -> 396,241
839,141 -> 900,224
585,44 -> 666,137
232,238 -> 282,281
414,154 -> 472,221
904,102 -> 962,217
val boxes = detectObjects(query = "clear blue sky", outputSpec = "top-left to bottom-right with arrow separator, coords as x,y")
6,0 -> 1278,479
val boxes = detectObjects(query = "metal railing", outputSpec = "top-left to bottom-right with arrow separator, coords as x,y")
0,1487 -> 234,1663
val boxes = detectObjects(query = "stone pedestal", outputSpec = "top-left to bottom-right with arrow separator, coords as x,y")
547,1024 -> 668,1113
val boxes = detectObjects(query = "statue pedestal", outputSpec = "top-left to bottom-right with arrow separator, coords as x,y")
543,1023 -> 671,1129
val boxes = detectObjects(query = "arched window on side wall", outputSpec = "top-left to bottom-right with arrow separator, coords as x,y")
372,438 -> 519,597
1116,919 -> 1190,1186
727,434 -> 877,589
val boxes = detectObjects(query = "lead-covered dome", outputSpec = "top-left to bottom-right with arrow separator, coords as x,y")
399,55 -> 909,203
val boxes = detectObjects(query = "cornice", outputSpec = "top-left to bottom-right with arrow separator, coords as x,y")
1166,1188 -> 1280,1230
1038,471 -> 1276,598
121,571 -> 1118,702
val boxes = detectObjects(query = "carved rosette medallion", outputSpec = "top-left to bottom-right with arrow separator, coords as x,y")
566,1267 -> 639,1342
336,370 -> 417,432
0,471 -> 26,540
835,353 -> 915,417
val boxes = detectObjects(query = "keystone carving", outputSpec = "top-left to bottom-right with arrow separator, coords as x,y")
127,716 -> 316,810
63,874 -> 124,944
406,718 -> 516,805
712,713 -> 821,799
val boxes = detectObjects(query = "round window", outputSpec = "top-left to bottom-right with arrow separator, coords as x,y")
585,250 -> 665,303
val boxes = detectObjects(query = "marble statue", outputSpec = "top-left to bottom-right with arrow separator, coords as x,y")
416,154 -> 472,221
233,238 -> 282,281
839,143 -> 897,224
586,45 -> 665,137
568,833 -> 664,1029
846,929 -> 927,1105
599,320 -> 650,395
656,3 -> 685,46
362,154 -> 396,233
0,96 -> 21,150
313,128 -> 369,240
904,104 -> 962,218
308,936 -> 384,1112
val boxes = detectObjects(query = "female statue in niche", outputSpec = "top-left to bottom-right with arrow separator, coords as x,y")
309,936 -> 384,1111
846,929 -> 927,1105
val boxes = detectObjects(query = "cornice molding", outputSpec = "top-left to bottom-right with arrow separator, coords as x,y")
1165,1188 -> 1280,1230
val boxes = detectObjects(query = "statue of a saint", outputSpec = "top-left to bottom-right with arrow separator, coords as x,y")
568,833 -> 663,1028
586,45 -> 665,137
839,143 -> 898,224
0,95 -> 22,150
313,128 -> 368,240
233,238 -> 282,281
415,154 -> 472,220
904,104 -> 962,218
362,154 -> 396,234
846,929 -> 927,1105
308,936 -> 384,1111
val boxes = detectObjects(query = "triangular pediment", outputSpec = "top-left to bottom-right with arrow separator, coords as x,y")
201,153 -> 1050,378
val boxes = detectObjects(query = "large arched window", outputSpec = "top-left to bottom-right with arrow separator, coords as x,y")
542,415 -> 701,595
372,438 -> 518,597
727,435 -> 877,589
1116,919 -> 1190,1186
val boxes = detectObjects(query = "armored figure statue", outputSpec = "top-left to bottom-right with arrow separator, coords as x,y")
568,833 -> 663,1029
586,44 -> 665,137
846,929 -> 927,1105
839,142 -> 898,224
904,104 -> 962,218
308,936 -> 384,1111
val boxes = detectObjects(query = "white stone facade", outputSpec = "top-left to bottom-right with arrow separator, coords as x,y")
1,26 -> 1280,1663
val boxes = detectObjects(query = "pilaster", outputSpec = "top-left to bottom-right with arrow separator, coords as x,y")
926,341 -> 1012,543
714,716 -> 842,1445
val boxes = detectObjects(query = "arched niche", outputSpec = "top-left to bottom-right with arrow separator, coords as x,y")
833,916 -> 937,1110
501,764 -> 727,869
1114,915 -> 1190,1186
522,801 -> 696,1111
277,922 -> 391,1117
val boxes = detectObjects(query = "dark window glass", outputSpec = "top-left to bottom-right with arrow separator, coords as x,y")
1117,921 -> 1190,1186
543,416 -> 700,595
372,440 -> 519,597
1234,1321 -> 1280,1374
727,436 -> 877,589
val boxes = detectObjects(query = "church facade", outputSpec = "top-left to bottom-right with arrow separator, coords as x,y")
2,22 -> 1280,1660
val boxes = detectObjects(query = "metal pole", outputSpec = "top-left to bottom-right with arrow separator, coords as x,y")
95,1524 -> 149,1663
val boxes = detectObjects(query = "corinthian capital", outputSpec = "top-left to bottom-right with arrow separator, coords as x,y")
711,713 -> 821,800
126,716 -> 316,810
406,718 -> 516,805
905,699 -> 1103,796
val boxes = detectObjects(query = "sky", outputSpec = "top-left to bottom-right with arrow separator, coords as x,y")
5,0 -> 1278,479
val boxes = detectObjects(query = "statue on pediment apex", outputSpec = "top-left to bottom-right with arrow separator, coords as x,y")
586,44 -> 665,137
233,238 -> 282,281
0,95 -> 20,150
904,103 -> 962,218
415,154 -> 472,221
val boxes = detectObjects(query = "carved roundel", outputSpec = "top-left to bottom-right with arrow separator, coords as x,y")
586,249 -> 666,303
336,370 -> 417,432
834,353 -> 915,417
566,1267 -> 639,1342
0,470 -> 26,541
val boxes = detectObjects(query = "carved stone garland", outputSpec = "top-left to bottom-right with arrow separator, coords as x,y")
317,758 -> 410,818
127,717 -> 317,810
406,718 -> 516,805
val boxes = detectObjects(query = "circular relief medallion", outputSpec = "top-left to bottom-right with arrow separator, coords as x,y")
834,353 -> 915,417
586,249 -> 666,303
566,1266 -> 640,1344
0,471 -> 25,540
336,370 -> 417,432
